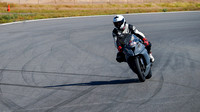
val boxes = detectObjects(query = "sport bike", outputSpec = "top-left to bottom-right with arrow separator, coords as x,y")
121,34 -> 152,82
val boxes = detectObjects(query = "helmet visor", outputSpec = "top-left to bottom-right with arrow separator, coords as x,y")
114,19 -> 124,29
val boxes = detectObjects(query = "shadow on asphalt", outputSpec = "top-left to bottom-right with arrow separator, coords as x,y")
45,78 -> 141,88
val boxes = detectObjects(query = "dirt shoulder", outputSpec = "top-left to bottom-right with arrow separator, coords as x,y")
0,2 -> 200,23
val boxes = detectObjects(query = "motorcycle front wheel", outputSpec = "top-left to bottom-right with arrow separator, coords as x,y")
133,57 -> 146,82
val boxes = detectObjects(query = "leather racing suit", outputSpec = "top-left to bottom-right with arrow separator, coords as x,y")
112,23 -> 152,62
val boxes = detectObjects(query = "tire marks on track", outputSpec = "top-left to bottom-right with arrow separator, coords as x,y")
98,86 -> 129,112
0,87 -> 24,111
0,68 -> 129,79
45,86 -> 96,112
137,52 -> 172,108
0,36 -> 29,111
0,68 -> 24,111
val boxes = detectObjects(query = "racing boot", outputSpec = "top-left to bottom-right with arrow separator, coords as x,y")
116,52 -> 126,63
149,52 -> 155,63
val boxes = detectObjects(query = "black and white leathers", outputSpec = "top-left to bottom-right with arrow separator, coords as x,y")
112,23 -> 146,48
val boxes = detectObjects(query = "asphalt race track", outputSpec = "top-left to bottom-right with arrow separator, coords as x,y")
0,11 -> 200,112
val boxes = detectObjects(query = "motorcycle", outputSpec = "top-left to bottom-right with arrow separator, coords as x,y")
120,34 -> 152,82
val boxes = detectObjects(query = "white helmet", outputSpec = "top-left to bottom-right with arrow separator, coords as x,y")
113,15 -> 126,30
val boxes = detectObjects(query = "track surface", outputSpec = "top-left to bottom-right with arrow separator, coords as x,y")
0,11 -> 200,112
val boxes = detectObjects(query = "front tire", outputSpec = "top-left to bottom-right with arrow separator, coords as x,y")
133,57 -> 146,82
146,68 -> 152,79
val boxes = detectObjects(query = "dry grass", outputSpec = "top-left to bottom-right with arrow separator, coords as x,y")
0,2 -> 200,23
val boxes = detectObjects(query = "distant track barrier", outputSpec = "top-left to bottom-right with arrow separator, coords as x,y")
0,0 -> 199,5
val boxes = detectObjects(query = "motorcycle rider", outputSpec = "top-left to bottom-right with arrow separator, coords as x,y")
112,15 -> 155,63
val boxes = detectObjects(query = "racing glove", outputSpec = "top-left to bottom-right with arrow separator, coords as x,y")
118,46 -> 123,52
142,38 -> 149,47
